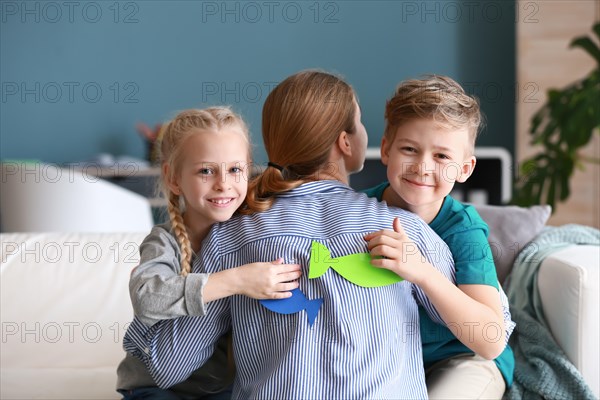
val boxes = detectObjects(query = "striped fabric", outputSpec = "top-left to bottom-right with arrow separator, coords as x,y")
125,180 -> 456,399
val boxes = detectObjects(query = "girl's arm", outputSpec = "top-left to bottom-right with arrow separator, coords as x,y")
130,226 -> 301,327
203,258 -> 301,302
365,218 -> 508,360
129,227 -> 200,327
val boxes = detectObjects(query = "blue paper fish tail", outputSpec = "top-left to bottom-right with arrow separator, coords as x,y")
305,297 -> 324,326
260,288 -> 324,326
309,241 -> 332,279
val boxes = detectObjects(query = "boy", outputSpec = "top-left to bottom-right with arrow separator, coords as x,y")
364,75 -> 515,399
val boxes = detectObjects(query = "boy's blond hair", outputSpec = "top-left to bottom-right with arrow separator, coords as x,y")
384,75 -> 483,154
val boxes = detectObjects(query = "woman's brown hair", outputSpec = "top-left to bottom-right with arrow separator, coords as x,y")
243,70 -> 356,213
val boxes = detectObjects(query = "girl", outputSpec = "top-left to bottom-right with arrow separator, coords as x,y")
117,107 -> 301,399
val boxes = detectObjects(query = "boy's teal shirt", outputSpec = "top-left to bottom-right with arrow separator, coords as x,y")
363,182 -> 514,386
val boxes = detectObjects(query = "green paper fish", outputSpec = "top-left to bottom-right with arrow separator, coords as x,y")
309,241 -> 404,287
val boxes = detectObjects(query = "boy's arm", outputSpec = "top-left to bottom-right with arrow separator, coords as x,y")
366,218 -> 508,359
458,283 -> 513,342
365,214 -> 456,326
445,225 -> 515,348
421,276 -> 506,359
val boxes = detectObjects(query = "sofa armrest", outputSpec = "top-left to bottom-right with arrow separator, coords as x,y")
537,244 -> 600,398
1,232 -> 146,399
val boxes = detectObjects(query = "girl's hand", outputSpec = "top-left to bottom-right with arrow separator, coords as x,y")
234,258 -> 302,300
364,217 -> 433,285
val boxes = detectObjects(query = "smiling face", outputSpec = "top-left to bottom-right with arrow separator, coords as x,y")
168,128 -> 250,231
381,118 -> 475,221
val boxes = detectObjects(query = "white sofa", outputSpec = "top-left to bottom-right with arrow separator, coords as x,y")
1,231 -> 598,399
1,232 -> 146,400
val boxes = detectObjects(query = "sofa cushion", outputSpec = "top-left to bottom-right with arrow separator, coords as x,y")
473,204 -> 551,283
1,232 -> 146,400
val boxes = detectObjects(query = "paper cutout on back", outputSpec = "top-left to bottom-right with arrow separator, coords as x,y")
260,288 -> 323,326
309,241 -> 404,287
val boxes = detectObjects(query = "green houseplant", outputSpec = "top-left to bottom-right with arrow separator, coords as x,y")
513,22 -> 600,211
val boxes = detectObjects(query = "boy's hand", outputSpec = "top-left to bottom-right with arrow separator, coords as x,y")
364,217 -> 431,285
235,258 -> 301,300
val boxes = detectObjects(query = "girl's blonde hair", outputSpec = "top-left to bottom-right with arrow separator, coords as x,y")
158,107 -> 250,276
384,75 -> 483,154
243,70 -> 357,213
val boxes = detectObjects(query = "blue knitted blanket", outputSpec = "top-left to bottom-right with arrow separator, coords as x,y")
505,224 -> 599,400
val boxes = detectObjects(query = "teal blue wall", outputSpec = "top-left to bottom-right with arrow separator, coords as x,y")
1,1 -> 515,165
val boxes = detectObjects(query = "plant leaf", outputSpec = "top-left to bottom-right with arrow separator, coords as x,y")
512,22 -> 599,212
559,160 -> 572,201
570,37 -> 600,65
